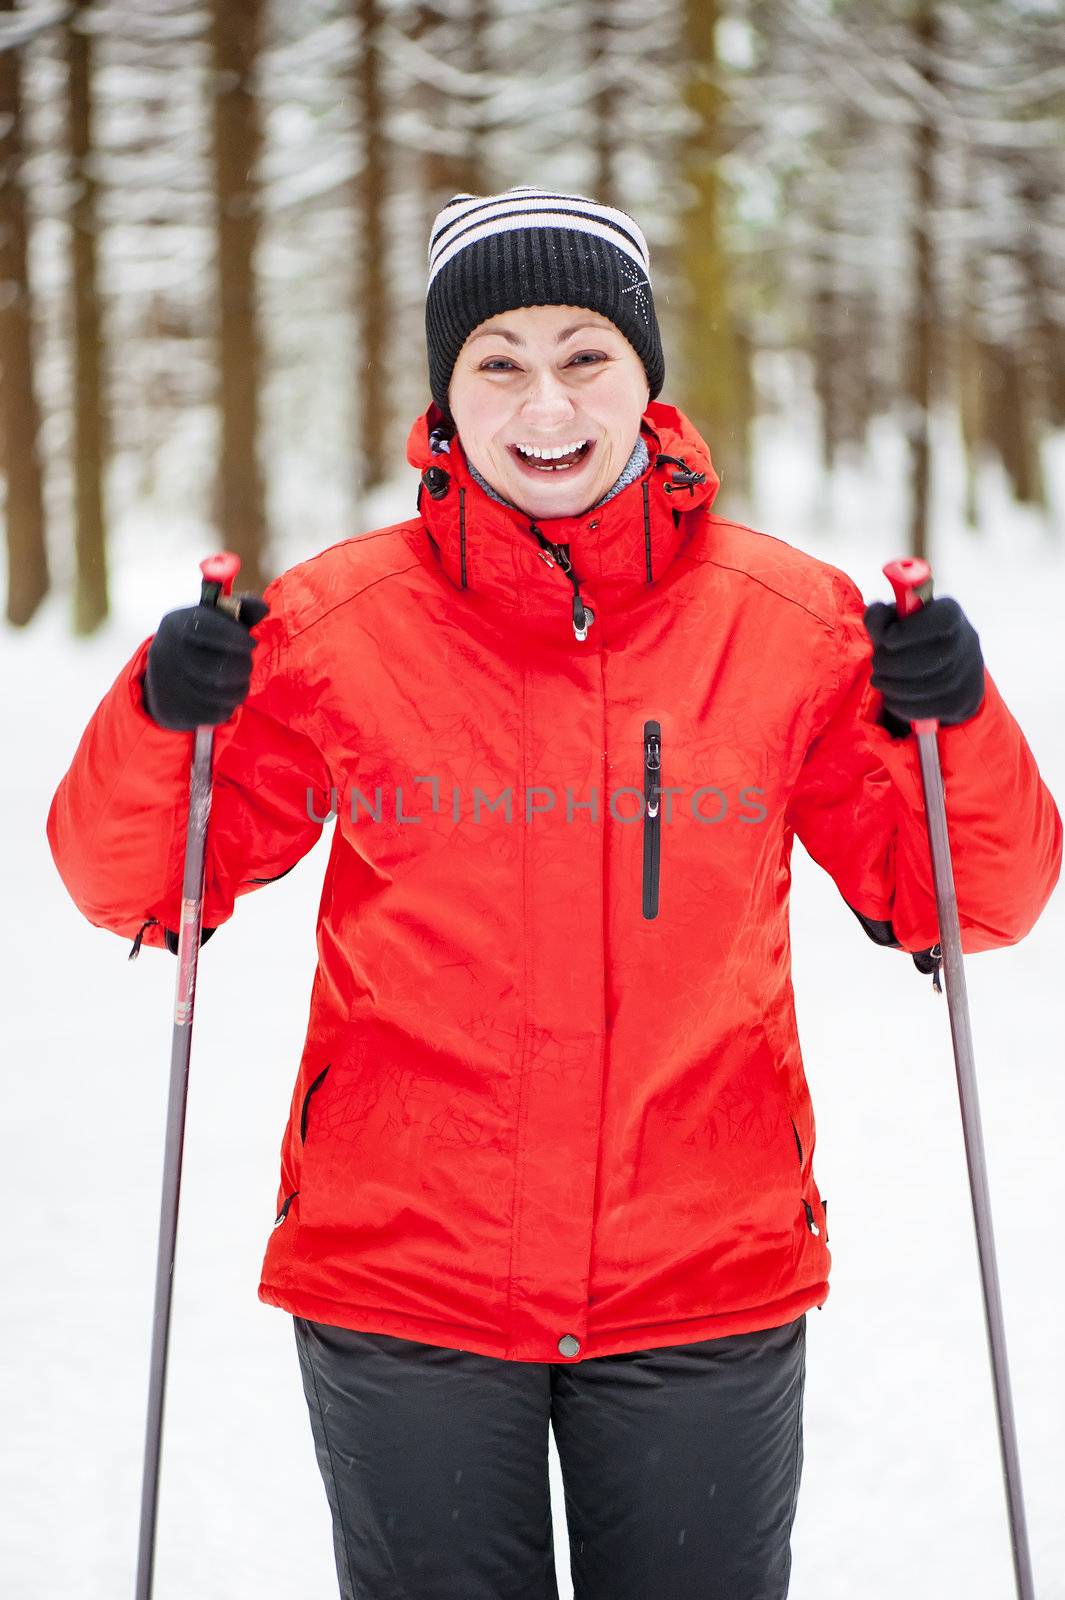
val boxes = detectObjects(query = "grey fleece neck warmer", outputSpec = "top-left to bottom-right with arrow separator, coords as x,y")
466,434 -> 650,516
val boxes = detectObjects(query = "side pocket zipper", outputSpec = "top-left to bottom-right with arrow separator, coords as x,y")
642,719 -> 661,920
792,1115 -> 822,1237
300,1064 -> 331,1142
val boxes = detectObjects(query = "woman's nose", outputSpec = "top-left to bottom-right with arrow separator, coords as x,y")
521,371 -> 575,423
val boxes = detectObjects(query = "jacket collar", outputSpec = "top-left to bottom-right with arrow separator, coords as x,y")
405,400 -> 719,639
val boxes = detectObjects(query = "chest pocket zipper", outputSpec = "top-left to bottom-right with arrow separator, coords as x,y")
643,720 -> 661,919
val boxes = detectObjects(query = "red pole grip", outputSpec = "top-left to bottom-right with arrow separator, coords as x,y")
883,556 -> 934,617
881,557 -> 937,734
198,551 -> 242,616
199,551 -> 240,597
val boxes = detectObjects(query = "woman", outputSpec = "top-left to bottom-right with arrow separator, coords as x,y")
48,188 -> 1062,1600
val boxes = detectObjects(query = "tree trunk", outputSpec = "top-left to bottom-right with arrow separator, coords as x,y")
1013,165 -> 1048,510
210,0 -> 267,592
906,0 -> 938,563
957,277 -> 983,531
354,0 -> 390,491
811,207 -> 840,475
957,133 -> 983,531
463,0 -> 491,197
985,340 -> 1042,508
0,0 -> 49,627
444,0 -> 489,199
587,0 -> 616,206
408,4 -> 481,432
1046,325 -> 1065,432
412,7 -> 476,237
677,0 -> 751,505
69,0 -> 109,634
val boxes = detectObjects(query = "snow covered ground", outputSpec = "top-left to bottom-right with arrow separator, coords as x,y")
3,414 -> 1064,1599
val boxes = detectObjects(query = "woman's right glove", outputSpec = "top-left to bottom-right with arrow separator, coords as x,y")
141,595 -> 270,731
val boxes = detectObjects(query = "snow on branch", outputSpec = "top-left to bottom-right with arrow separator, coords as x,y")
376,21 -> 508,99
0,2 -> 72,52
260,16 -> 357,80
969,115 -> 1065,151
263,149 -> 357,216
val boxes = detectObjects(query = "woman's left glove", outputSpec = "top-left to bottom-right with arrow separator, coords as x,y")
862,595 -> 985,732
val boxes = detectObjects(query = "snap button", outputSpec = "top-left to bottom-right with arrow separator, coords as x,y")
557,1334 -> 581,1358
422,466 -> 450,499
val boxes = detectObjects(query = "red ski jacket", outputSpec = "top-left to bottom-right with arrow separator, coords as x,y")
47,401 -> 1062,1362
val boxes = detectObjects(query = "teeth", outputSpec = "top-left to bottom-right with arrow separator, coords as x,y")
514,440 -> 588,460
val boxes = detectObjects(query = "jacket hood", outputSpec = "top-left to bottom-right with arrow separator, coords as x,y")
405,400 -> 720,638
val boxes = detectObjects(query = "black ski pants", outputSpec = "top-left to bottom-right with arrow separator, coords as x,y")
293,1312 -> 807,1600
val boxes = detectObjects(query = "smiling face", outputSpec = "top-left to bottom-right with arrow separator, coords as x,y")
446,304 -> 651,519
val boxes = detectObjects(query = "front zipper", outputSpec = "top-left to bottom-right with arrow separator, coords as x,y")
529,521 -> 594,641
642,720 -> 661,919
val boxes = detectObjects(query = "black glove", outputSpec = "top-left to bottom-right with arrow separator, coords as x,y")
863,595 -> 985,736
142,595 -> 270,731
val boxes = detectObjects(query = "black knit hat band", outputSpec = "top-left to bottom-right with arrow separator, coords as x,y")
425,188 -> 665,416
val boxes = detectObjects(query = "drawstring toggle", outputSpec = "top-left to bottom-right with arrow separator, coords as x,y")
572,593 -> 594,642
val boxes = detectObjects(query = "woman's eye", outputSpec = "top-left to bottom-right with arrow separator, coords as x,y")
479,352 -> 605,373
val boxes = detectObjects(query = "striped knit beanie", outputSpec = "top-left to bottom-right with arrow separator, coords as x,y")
425,186 -> 664,418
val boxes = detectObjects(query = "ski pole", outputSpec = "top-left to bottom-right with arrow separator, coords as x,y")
135,552 -> 243,1600
883,557 -> 1036,1600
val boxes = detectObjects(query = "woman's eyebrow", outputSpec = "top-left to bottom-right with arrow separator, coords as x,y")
468,321 -> 612,346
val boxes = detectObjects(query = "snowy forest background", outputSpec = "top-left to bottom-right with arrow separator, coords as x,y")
2,0 -> 1065,624
4,2 -> 1065,1599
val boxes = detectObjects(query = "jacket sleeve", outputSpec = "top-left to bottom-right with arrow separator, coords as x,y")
784,574 -> 1063,955
46,579 -> 334,953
